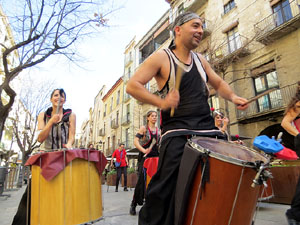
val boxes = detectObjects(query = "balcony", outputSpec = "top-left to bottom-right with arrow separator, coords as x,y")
202,19 -> 212,40
254,0 -> 300,45
99,128 -> 105,137
125,55 -> 133,67
124,93 -> 131,102
212,35 -> 250,70
187,0 -> 209,13
111,119 -> 119,129
121,114 -> 131,126
236,83 -> 298,121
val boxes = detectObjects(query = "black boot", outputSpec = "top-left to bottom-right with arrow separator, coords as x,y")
129,201 -> 136,215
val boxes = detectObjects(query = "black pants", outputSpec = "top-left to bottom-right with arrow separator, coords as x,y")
139,136 -> 187,225
132,156 -> 146,206
12,181 -> 31,225
116,166 -> 127,190
286,176 -> 300,221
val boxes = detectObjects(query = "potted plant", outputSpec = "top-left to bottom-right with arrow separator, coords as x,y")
106,169 -> 117,186
126,167 -> 138,188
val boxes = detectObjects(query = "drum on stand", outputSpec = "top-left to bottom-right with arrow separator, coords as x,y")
179,137 -> 269,225
30,150 -> 103,225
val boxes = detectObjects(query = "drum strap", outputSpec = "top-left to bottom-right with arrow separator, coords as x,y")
174,142 -> 210,225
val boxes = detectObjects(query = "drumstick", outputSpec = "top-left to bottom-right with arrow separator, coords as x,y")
56,95 -> 61,114
144,138 -> 157,158
241,88 -> 277,107
170,65 -> 184,117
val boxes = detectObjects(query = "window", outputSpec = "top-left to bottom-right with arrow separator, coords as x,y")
107,137 -> 109,149
104,104 -> 107,117
224,0 -> 236,15
178,3 -> 184,15
110,97 -> 113,111
272,0 -> 292,26
116,111 -> 119,125
125,128 -> 130,148
202,50 -> 210,61
208,95 -> 220,112
128,67 -> 131,79
143,114 -> 147,126
254,71 -> 282,112
117,90 -> 120,105
227,27 -> 241,54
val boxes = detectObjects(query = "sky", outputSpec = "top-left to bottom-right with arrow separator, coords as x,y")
9,0 -> 170,133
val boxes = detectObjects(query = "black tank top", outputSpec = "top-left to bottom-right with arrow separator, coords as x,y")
143,127 -> 159,158
159,49 -> 215,134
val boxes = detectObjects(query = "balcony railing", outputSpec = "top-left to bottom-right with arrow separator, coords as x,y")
124,93 -> 131,102
236,83 -> 298,120
254,0 -> 300,45
121,114 -> 131,126
111,119 -> 119,129
213,35 -> 250,62
202,19 -> 212,40
125,55 -> 133,66
187,0 -> 209,13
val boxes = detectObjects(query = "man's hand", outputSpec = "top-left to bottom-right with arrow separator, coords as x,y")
160,90 -> 180,110
231,95 -> 249,110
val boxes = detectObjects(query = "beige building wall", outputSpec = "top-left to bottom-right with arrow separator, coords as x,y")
166,0 -> 300,143
90,86 -> 106,150
101,78 -> 124,156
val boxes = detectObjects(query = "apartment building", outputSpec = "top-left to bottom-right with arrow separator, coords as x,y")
121,37 -> 138,151
90,86 -> 106,150
100,78 -> 124,156
165,0 -> 299,142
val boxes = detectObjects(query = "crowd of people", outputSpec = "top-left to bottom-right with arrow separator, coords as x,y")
10,11 -> 300,225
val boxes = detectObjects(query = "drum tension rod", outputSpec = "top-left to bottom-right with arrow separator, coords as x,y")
251,161 -> 272,188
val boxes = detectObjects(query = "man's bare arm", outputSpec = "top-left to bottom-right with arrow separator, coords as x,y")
198,54 -> 248,110
126,50 -> 179,110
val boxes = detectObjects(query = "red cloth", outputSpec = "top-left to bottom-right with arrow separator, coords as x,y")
112,149 -> 127,167
25,149 -> 107,181
143,157 -> 159,178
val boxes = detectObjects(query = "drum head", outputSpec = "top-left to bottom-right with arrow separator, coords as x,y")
189,137 -> 269,166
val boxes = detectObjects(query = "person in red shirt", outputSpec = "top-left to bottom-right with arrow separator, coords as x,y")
111,143 -> 129,192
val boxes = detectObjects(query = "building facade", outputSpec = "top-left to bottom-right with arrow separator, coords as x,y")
85,0 -> 299,157
166,0 -> 299,142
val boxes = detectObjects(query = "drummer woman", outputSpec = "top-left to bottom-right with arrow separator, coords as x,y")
129,110 -> 160,215
37,88 -> 76,150
281,81 -> 300,225
214,111 -> 229,137
12,88 -> 76,225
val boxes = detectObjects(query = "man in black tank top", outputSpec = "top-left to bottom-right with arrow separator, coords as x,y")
126,11 -> 249,225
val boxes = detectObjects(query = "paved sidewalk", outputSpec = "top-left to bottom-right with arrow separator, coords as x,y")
0,184 -> 290,225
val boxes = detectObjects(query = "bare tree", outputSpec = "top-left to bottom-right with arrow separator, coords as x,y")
0,0 -> 114,141
8,76 -> 56,186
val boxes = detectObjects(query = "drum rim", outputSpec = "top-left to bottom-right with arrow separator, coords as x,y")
188,138 -> 269,168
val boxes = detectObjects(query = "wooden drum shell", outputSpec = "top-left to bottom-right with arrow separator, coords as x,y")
31,158 -> 102,225
183,137 -> 269,225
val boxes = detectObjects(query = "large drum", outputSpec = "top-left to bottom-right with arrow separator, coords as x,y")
27,149 -> 106,225
176,137 -> 269,225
